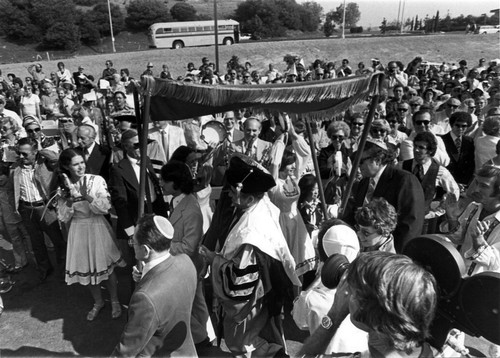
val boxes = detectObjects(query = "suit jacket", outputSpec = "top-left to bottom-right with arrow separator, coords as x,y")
112,254 -> 197,357
11,150 -> 60,210
229,128 -> 244,143
109,156 -> 167,240
148,125 -> 186,163
231,137 -> 272,163
343,165 -> 425,252
440,132 -> 475,185
85,143 -> 112,181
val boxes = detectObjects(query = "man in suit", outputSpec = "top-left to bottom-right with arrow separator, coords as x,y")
440,111 -> 475,186
160,161 -> 212,351
148,120 -> 186,163
343,138 -> 425,252
109,129 -> 167,251
76,124 -> 111,181
112,214 -> 197,357
231,117 -> 272,165
11,137 -> 66,281
223,111 -> 244,143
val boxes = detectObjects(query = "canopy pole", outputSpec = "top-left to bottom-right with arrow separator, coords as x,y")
137,80 -> 153,218
304,116 -> 328,216
339,94 -> 379,216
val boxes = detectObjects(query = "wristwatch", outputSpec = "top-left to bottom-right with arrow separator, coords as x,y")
321,315 -> 333,330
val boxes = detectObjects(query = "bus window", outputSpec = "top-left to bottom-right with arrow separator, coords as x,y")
180,27 -> 188,32
218,25 -> 225,30
188,27 -> 196,32
196,27 -> 203,31
173,27 -> 180,33
204,26 -> 212,31
164,28 -> 172,33
156,28 -> 164,35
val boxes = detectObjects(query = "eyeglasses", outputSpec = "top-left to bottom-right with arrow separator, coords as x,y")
355,224 -> 377,238
371,129 -> 387,134
230,72 -> 236,75
454,124 -> 469,129
330,135 -> 344,141
27,128 -> 41,133
415,120 -> 431,126
398,108 -> 408,112
17,152 -> 29,157
59,119 -> 73,123
352,122 -> 364,127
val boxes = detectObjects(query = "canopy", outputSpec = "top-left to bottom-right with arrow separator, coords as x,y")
146,73 -> 384,121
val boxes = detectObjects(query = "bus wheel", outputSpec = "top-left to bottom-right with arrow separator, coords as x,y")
173,41 -> 184,49
223,37 -> 233,46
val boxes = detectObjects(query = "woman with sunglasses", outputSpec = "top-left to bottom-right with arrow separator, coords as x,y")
354,197 -> 397,253
57,148 -> 125,321
19,85 -> 41,120
318,121 -> 352,206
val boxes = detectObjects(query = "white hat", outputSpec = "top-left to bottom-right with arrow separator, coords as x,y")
153,216 -> 174,239
322,225 -> 360,262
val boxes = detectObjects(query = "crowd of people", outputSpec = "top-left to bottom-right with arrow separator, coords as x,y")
0,53 -> 499,357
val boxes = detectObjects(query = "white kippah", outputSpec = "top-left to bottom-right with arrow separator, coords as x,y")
153,216 -> 174,239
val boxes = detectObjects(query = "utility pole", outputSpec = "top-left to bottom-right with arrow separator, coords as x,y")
214,0 -> 220,72
396,0 -> 402,29
107,0 -> 116,53
400,0 -> 406,33
341,0 -> 346,39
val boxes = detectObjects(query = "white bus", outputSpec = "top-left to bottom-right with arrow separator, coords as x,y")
148,20 -> 240,49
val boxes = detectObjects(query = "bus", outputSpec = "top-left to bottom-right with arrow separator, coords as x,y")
148,20 -> 240,49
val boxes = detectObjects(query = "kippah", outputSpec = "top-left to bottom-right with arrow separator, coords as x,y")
153,216 -> 174,239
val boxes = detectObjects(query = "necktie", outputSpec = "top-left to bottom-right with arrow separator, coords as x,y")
455,137 -> 462,154
244,140 -> 253,157
413,163 -> 424,182
161,129 -> 168,160
364,178 -> 376,205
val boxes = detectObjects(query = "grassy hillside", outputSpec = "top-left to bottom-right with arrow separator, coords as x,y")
1,33 -> 499,80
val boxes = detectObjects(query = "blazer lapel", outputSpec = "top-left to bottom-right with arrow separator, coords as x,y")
119,159 -> 139,192
169,196 -> 187,226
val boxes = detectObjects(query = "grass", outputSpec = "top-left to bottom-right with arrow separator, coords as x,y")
1,33 -> 498,82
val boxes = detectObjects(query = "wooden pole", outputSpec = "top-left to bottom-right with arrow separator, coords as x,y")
304,116 -> 328,216
213,0 -> 220,73
137,79 -> 153,218
339,94 -> 379,216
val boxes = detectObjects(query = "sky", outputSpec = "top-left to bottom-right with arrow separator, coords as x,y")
299,0 -> 500,28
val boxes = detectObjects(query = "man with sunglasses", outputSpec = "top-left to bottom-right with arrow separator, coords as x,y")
343,138 -> 424,252
109,130 -> 167,248
440,112 -> 475,186
400,132 -> 460,234
433,97 -> 461,135
23,116 -> 58,152
11,137 -> 65,281
400,110 -> 450,166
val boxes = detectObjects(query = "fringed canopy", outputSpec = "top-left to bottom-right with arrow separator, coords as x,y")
144,73 -> 384,121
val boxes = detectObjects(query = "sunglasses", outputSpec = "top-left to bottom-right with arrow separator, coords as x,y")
448,105 -> 459,109
330,135 -> 344,141
371,129 -> 387,134
352,122 -> 364,127
27,127 -> 41,133
17,152 -> 29,157
398,108 -> 408,112
415,120 -> 431,126
59,119 -> 73,123
468,106 -> 476,109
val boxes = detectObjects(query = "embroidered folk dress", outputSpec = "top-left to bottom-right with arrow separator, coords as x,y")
58,174 -> 124,285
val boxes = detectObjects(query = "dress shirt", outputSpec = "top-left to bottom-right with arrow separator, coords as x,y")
127,156 -> 157,203
409,160 -> 460,200
19,166 -> 44,202
84,142 -> 96,161
141,251 -> 171,278
370,164 -> 387,189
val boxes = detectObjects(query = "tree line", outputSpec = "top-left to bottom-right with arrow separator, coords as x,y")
0,0 -> 210,51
